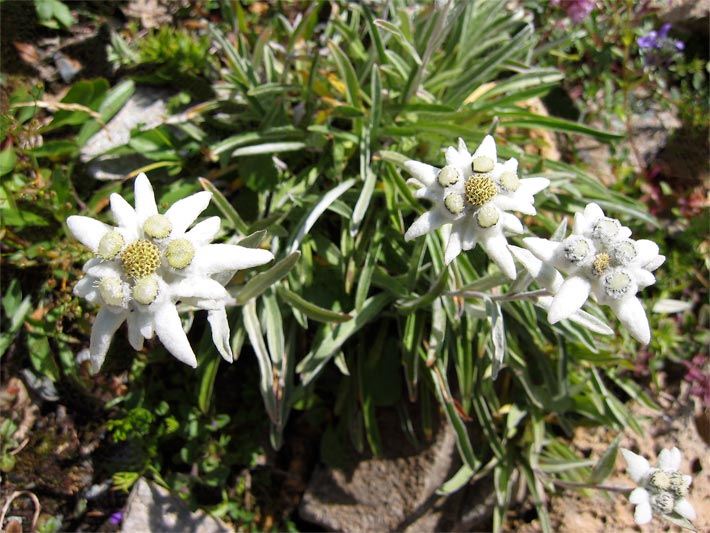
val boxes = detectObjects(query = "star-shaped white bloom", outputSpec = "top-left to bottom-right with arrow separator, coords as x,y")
67,173 -> 273,372
404,135 -> 549,278
522,203 -> 665,344
621,447 -> 696,526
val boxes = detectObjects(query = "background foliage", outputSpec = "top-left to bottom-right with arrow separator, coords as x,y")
1,0 -> 707,531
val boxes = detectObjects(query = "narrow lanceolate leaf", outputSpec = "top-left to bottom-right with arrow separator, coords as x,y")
243,300 -> 277,421
485,298 -> 506,379
350,129 -> 376,237
437,464 -> 475,495
198,178 -> 249,234
231,142 -> 306,157
587,436 -> 620,485
327,41 -> 362,109
286,179 -> 355,254
396,270 -> 449,312
276,285 -> 352,323
296,293 -> 391,385
429,363 -> 478,470
263,291 -> 285,365
235,252 -> 301,304
652,299 -> 693,314
76,79 -> 135,147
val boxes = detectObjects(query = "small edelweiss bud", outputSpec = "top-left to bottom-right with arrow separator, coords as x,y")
472,155 -> 494,173
437,165 -> 461,188
591,217 -> 621,243
98,276 -> 127,307
602,268 -> 635,299
648,470 -> 672,491
562,236 -> 592,265
610,240 -> 637,266
143,214 -> 172,239
668,471 -> 689,497
651,491 -> 675,515
591,252 -> 611,276
97,231 -> 125,260
444,193 -> 465,215
120,239 -> 161,279
498,171 -> 520,192
476,204 -> 499,228
464,175 -> 497,206
165,238 -> 195,269
132,276 -> 159,305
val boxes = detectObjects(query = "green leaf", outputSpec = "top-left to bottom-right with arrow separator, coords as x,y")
232,142 -> 306,157
485,298 -> 506,380
263,291 -> 284,364
286,179 -> 356,254
437,464 -> 475,495
0,147 -> 17,177
235,252 -> 300,304
587,436 -> 620,485
76,79 -> 135,147
396,270 -> 448,312
243,299 -> 277,420
277,285 -> 351,323
328,41 -> 362,109
198,178 -> 249,234
296,293 -> 391,385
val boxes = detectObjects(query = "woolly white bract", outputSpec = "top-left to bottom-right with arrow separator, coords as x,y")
67,173 -> 273,372
522,203 -> 665,344
403,135 -> 549,278
621,447 -> 696,526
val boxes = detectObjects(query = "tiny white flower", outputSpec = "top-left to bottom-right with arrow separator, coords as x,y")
403,135 -> 549,278
68,173 -> 273,372
621,447 -> 696,526
522,203 -> 665,344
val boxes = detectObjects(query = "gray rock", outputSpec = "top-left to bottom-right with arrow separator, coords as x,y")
299,415 -> 493,532
121,478 -> 232,533
80,86 -> 171,180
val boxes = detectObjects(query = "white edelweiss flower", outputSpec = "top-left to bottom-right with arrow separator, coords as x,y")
67,173 -> 274,372
621,447 -> 696,526
508,245 -> 614,335
403,135 -> 549,278
522,203 -> 666,344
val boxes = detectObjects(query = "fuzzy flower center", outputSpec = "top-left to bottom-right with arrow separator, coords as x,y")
437,165 -> 461,188
465,175 -> 497,206
143,214 -> 172,239
499,171 -> 520,192
165,238 -> 195,269
476,204 -> 499,228
591,217 -> 621,242
133,276 -> 159,305
97,231 -> 125,260
611,240 -> 637,265
562,236 -> 592,264
98,276 -> 126,307
592,252 -> 611,275
472,155 -> 494,173
651,492 -> 674,515
120,239 -> 161,279
602,268 -> 633,299
443,193 -> 465,215
648,470 -> 672,491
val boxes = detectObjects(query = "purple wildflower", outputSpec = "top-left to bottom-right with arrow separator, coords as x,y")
637,31 -> 660,49
551,0 -> 595,24
637,23 -> 685,65
109,511 -> 124,526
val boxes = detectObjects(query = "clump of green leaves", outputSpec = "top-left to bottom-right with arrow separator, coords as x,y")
2,1 -> 704,531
